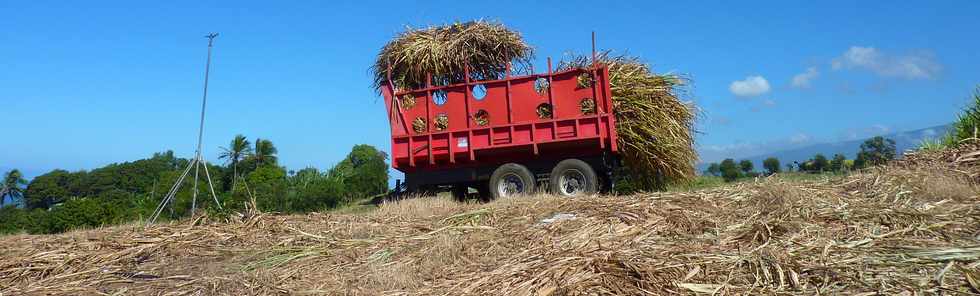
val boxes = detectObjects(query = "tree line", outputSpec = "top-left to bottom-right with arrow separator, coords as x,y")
0,135 -> 388,234
703,136 -> 898,182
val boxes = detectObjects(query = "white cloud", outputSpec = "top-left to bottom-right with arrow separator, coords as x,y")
832,46 -> 878,70
838,124 -> 894,141
869,124 -> 890,135
790,133 -> 811,144
832,46 -> 941,80
702,142 -> 756,152
762,99 -> 776,107
729,76 -> 771,98
791,67 -> 819,88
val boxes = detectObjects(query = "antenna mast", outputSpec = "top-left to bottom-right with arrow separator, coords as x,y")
191,33 -> 219,214
148,33 -> 223,226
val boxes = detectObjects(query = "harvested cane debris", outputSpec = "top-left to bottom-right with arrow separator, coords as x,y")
473,110 -> 489,126
2,147 -> 979,295
434,114 -> 449,131
372,20 -> 533,91
560,52 -> 698,190
399,94 -> 416,109
412,117 -> 427,134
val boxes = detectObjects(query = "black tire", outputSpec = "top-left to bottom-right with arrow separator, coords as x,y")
476,184 -> 493,202
489,163 -> 536,199
549,159 -> 598,197
451,185 -> 468,202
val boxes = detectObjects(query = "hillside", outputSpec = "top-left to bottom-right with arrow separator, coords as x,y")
699,124 -> 952,172
1,145 -> 979,295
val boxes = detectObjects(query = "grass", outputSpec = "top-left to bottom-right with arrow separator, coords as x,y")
947,86 -> 980,145
919,137 -> 950,152
329,196 -> 379,214
665,176 -> 726,191
776,171 -> 846,182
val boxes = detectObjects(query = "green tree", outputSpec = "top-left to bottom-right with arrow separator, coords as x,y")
0,206 -> 47,235
219,134 -> 252,191
75,151 -> 183,197
830,154 -> 846,172
6,151 -> 224,234
289,172 -> 345,212
719,159 -> 740,182
250,138 -> 279,169
329,144 -> 389,199
763,157 -> 781,175
705,163 -> 721,177
289,167 -> 321,189
795,161 -> 807,172
247,165 -> 287,212
42,196 -> 126,234
854,136 -> 896,169
24,169 -> 75,209
738,160 -> 754,174
812,154 -> 829,172
1,169 -> 28,207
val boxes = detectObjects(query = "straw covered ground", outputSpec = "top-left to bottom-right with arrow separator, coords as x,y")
2,147 -> 979,295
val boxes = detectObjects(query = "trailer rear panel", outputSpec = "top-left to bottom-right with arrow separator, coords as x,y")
382,63 -> 618,176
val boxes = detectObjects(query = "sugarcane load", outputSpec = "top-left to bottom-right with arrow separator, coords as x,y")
372,20 -> 697,199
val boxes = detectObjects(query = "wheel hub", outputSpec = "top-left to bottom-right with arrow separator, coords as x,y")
497,173 -> 526,197
559,169 -> 587,196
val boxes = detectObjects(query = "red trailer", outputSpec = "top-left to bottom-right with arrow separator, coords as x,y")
381,54 -> 620,200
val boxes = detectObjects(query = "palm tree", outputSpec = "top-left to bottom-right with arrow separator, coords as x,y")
1,169 -> 28,207
252,138 -> 278,168
219,134 -> 252,189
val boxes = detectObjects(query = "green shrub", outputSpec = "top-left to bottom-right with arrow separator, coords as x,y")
918,138 -> 948,152
763,157 -> 781,175
248,165 -> 288,212
329,145 -> 389,201
290,177 -> 345,212
948,86 -> 980,145
854,136 -> 896,169
0,206 -> 32,235
40,194 -> 135,234
720,159 -> 740,182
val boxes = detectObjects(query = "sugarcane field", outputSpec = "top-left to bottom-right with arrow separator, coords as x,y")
2,2 -> 979,296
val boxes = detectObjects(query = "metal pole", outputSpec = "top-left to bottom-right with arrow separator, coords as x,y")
147,158 -> 196,226
202,160 -> 222,209
191,33 -> 218,215
591,31 -> 597,68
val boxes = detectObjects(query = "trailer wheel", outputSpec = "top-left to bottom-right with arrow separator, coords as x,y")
549,159 -> 598,197
451,185 -> 468,202
489,163 -> 536,199
476,184 -> 492,202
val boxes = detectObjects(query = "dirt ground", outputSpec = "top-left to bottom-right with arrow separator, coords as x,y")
2,157 -> 979,295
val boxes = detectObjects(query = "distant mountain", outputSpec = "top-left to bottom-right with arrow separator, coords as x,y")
698,124 -> 952,173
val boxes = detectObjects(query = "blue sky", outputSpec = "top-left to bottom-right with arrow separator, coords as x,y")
2,1 -> 978,180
